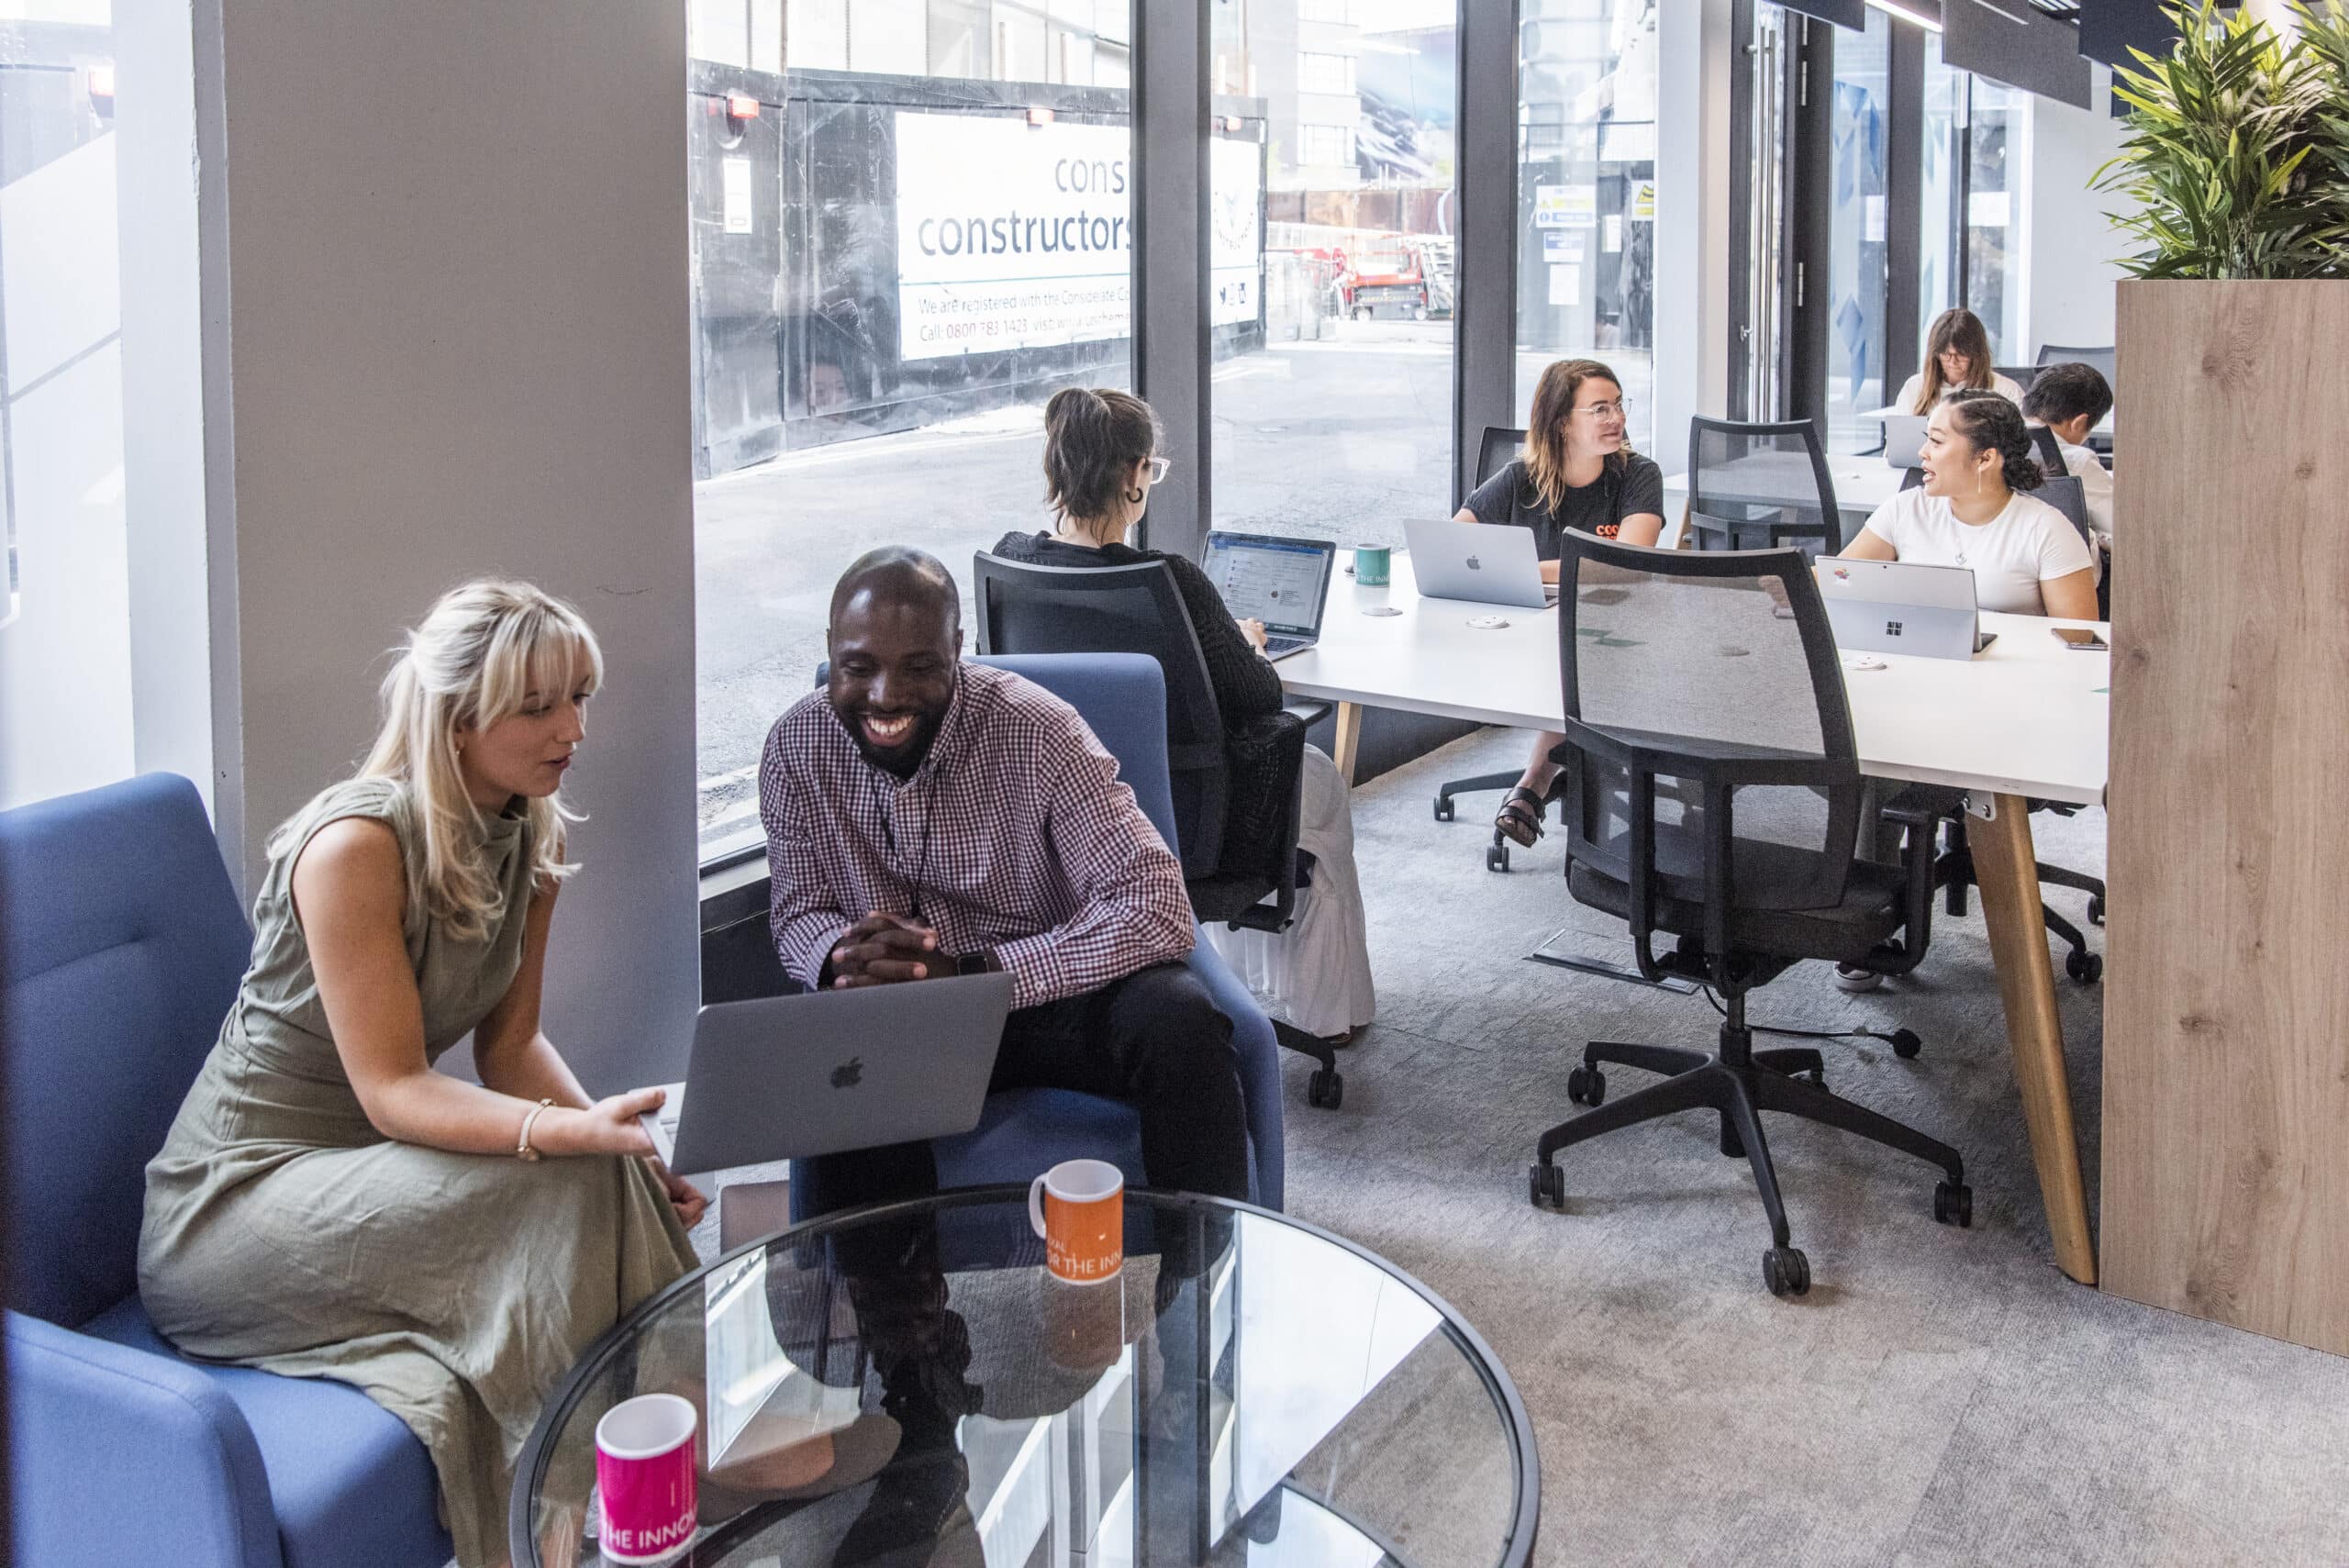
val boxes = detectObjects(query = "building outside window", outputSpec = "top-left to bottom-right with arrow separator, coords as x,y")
685,3 -> 1135,858
1515,0 -> 1658,450
1824,6 -> 1888,452
1965,74 -> 2025,362
1297,50 -> 1356,95
1919,28 -> 1960,332
0,0 -> 132,808
1208,0 -> 1458,550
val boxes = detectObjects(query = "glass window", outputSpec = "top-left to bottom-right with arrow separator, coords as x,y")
1297,50 -> 1356,95
1298,0 -> 1353,22
1919,28 -> 1960,330
0,0 -> 134,808
1965,74 -> 2025,362
1515,0 -> 1659,452
1824,8 -> 1888,453
688,9 -> 1135,858
1208,0 -> 1457,550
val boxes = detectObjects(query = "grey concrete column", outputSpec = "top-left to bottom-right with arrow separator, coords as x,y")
1132,1 -> 1209,558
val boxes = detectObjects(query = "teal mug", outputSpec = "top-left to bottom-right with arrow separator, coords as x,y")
1353,545 -> 1392,586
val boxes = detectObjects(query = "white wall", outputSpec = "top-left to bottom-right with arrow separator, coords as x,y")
2021,66 -> 2133,356
205,0 -> 700,1091
1653,0 -> 1735,454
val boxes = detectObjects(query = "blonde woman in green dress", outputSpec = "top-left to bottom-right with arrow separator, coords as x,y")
140,581 -> 706,1568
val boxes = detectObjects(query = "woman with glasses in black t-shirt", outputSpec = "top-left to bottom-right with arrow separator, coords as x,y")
1452,358 -> 1664,852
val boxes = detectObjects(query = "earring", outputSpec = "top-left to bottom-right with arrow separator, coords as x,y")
1125,485 -> 1144,504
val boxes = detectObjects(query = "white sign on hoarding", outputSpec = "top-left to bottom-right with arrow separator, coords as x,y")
1209,135 -> 1264,328
722,156 -> 753,235
1533,183 -> 1597,228
894,111 -> 1133,360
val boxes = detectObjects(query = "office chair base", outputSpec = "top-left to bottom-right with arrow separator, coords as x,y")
1530,1017 -> 1969,1294
1272,1020 -> 1344,1110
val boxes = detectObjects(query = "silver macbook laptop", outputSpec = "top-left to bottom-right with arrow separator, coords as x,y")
1882,414 -> 1929,470
1815,558 -> 1996,660
1402,517 -> 1553,609
649,973 -> 1017,1175
1202,530 -> 1337,662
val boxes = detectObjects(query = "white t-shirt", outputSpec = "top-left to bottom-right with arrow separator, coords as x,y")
1891,371 -> 2027,415
1858,488 -> 2095,616
2054,437 -> 2114,546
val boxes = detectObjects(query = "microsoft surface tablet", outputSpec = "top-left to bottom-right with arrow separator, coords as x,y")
1815,557 -> 1993,661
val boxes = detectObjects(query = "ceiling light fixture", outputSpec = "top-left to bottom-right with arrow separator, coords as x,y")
1865,0 -> 1945,31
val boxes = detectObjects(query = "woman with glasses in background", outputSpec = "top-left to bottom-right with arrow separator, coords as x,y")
1453,357 -> 1664,852
1893,306 -> 2025,416
994,388 -> 1375,1046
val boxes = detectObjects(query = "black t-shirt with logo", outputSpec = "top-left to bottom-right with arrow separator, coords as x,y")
1461,454 -> 1666,559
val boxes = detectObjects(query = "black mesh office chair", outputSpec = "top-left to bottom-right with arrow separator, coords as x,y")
2034,343 -> 2114,385
971,551 -> 1343,1106
1526,533 -> 1969,1297
1993,364 -> 2042,395
1431,426 -> 1544,843
1687,417 -> 1844,554
2031,423 -> 2066,472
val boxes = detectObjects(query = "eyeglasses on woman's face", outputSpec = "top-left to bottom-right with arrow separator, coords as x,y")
1144,455 -> 1172,484
1571,398 -> 1628,422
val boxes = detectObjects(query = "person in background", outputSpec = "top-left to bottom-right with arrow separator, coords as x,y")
2021,361 -> 2117,552
1453,357 -> 1664,854
993,389 -> 1374,1044
1841,390 -> 2098,620
140,581 -> 704,1568
1893,307 -> 2027,416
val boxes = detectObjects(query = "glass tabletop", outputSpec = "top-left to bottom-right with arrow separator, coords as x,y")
513,1188 -> 1538,1568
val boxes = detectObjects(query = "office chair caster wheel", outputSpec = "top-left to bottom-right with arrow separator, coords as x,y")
1933,1180 -> 1974,1228
1527,1162 -> 1566,1208
2065,949 -> 2103,984
1800,1067 -> 1828,1090
1308,1069 -> 1343,1109
1486,840 -> 1512,872
2087,894 -> 2105,927
1433,795 -> 1455,821
1566,1065 -> 1606,1106
1889,1029 -> 1923,1060
1763,1245 -> 1811,1298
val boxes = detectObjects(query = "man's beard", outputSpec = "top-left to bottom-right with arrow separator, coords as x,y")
836,703 -> 945,779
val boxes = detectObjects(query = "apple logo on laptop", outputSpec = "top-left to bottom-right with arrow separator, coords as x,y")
829,1057 -> 863,1089
1464,555 -> 1481,570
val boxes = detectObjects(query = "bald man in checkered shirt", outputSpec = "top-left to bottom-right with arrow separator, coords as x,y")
759,548 -> 1251,1214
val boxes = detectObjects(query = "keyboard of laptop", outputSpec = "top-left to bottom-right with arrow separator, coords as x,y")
1264,634 -> 1309,656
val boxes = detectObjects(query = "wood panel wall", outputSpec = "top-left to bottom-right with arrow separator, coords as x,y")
2104,281 -> 2349,1358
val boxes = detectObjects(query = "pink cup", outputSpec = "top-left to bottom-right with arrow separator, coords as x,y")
595,1393 -> 698,1564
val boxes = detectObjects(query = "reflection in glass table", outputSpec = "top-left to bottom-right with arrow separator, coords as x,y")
513,1189 -> 1537,1568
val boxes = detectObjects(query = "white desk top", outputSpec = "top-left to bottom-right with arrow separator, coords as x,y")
1282,555 -> 2111,805
1860,403 -> 2116,437
1659,458 -> 1906,518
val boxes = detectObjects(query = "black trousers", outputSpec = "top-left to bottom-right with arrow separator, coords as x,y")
801,960 -> 1252,1216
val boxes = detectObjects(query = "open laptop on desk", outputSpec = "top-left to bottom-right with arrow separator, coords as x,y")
1882,414 -> 1928,470
642,973 -> 1016,1175
1815,558 -> 1996,660
1202,530 -> 1338,662
1402,517 -> 1554,608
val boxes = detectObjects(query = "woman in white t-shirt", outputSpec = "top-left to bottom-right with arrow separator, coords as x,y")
1842,390 -> 2099,620
1890,307 -> 2026,416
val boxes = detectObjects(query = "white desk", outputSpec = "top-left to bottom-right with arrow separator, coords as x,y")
1284,555 -> 2109,1284
1658,458 -> 1906,549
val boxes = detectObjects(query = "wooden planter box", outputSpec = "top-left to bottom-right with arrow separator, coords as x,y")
2103,279 -> 2349,1357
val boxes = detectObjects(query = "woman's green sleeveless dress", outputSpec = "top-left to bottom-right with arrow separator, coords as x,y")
139,778 -> 697,1568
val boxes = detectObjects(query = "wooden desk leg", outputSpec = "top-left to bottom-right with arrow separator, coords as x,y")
1969,792 -> 2098,1285
1330,701 -> 1363,785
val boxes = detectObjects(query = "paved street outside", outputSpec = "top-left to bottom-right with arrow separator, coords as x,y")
694,320 -> 1653,851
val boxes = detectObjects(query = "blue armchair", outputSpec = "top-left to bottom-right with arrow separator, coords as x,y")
792,652 -> 1287,1219
2,773 -> 451,1568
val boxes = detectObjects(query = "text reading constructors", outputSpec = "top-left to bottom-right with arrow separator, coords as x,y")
913,155 -> 1130,259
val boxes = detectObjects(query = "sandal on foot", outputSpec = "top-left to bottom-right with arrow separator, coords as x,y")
1494,786 -> 1546,849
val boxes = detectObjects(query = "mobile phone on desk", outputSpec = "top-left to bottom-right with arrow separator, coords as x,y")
2051,627 -> 2109,651
638,1108 -> 675,1166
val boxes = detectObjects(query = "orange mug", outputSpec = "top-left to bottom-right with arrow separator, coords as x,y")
1028,1159 -> 1124,1284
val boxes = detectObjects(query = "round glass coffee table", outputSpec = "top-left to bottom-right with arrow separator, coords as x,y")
513,1188 -> 1538,1568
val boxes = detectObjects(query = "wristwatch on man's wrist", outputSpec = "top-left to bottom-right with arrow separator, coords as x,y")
953,950 -> 992,977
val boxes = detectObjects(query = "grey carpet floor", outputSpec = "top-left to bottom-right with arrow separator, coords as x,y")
1267,728 -> 2349,1568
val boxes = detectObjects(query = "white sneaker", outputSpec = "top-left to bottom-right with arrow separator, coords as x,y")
1833,965 -> 1884,994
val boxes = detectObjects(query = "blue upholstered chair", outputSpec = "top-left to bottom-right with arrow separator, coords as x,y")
2,773 -> 451,1568
791,652 -> 1288,1220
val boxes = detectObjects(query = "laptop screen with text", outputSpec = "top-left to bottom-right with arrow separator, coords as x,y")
1203,533 -> 1335,639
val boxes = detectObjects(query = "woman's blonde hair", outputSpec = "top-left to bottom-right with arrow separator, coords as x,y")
1522,358 -> 1636,515
270,580 -> 603,940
